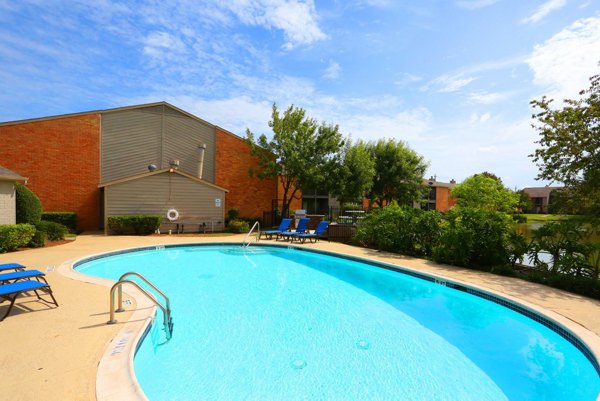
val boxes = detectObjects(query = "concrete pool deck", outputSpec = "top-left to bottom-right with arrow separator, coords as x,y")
1,232 -> 600,401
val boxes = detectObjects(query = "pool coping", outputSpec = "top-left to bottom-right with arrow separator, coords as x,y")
61,241 -> 600,401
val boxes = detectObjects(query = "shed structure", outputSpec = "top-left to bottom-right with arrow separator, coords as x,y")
0,166 -> 27,225
100,169 -> 228,233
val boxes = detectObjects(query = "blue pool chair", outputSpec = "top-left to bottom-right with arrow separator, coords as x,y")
0,269 -> 48,285
0,263 -> 26,273
278,218 -> 310,241
291,221 -> 330,244
259,218 -> 292,240
0,280 -> 58,321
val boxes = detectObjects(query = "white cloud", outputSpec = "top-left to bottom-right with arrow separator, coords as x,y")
476,145 -> 497,153
526,16 -> 600,100
167,95 -> 273,136
338,107 -> 433,143
143,31 -> 185,58
469,112 -> 492,123
467,91 -> 512,104
224,0 -> 327,49
323,60 -> 341,80
455,0 -> 501,10
394,73 -> 423,88
521,0 -> 567,24
424,74 -> 477,93
360,0 -> 395,7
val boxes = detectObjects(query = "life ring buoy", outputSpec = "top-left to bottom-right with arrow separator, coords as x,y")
166,209 -> 179,221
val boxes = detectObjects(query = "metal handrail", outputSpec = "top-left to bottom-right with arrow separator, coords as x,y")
107,275 -> 173,340
115,272 -> 170,312
242,221 -> 260,247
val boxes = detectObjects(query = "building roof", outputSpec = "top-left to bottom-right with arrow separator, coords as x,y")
98,167 -> 229,193
422,179 -> 456,189
0,101 -> 246,142
0,165 -> 27,182
522,186 -> 563,198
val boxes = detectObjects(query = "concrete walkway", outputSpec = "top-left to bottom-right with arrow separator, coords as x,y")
1,233 -> 599,401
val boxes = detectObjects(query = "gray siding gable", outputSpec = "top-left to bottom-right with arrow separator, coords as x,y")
104,171 -> 226,232
101,104 -> 216,184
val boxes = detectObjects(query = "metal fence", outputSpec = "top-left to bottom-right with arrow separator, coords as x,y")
262,204 -> 369,243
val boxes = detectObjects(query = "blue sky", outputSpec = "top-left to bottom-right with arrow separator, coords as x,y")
1,0 -> 599,189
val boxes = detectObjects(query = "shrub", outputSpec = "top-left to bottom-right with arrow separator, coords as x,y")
42,212 -> 77,232
35,220 -> 67,241
512,214 -> 527,223
526,271 -> 600,300
107,215 -> 162,235
227,208 -> 240,222
432,207 -> 523,269
528,221 -> 593,277
227,219 -> 250,233
15,183 -> 42,224
28,229 -> 47,248
0,224 -> 36,253
354,204 -> 442,257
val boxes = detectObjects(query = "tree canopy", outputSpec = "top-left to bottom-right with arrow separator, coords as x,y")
365,138 -> 428,208
246,103 -> 344,215
451,173 -> 519,213
530,72 -> 600,216
327,140 -> 375,206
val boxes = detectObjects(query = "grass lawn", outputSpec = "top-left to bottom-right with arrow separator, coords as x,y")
522,214 -> 586,223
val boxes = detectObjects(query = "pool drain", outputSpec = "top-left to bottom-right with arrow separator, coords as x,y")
291,359 -> 307,369
356,340 -> 371,350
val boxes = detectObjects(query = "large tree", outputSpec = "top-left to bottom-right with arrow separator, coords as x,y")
365,138 -> 428,208
246,104 -> 344,216
328,140 -> 375,206
530,72 -> 600,217
451,173 -> 519,213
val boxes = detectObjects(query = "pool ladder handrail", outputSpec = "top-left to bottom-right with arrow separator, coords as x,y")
242,221 -> 260,248
107,272 -> 173,340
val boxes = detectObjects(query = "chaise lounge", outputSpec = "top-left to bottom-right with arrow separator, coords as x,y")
0,263 -> 26,273
290,220 -> 330,244
259,218 -> 292,240
0,269 -> 48,285
278,217 -> 310,241
0,280 -> 59,321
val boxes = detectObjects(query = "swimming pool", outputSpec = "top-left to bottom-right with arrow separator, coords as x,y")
77,244 -> 600,400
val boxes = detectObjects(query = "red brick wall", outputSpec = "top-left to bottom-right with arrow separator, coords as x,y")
215,128 -> 277,218
0,114 -> 100,230
436,187 -> 456,212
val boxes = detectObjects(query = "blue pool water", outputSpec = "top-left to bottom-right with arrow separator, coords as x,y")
77,245 -> 600,400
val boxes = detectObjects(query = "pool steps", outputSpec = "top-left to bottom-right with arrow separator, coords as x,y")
107,272 -> 174,341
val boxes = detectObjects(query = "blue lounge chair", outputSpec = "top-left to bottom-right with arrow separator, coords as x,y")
0,280 -> 58,321
278,218 -> 310,241
0,269 -> 48,285
291,221 -> 330,243
0,263 -> 26,273
259,218 -> 292,240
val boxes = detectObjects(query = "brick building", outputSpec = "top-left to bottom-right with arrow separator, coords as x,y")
421,177 -> 457,212
0,102 -> 277,231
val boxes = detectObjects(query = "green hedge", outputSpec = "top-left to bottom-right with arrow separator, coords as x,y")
432,208 -> 519,269
16,183 -> 42,224
355,204 -> 442,257
28,229 -> 47,248
0,224 -> 36,253
107,215 -> 162,235
42,212 -> 77,231
35,221 -> 67,241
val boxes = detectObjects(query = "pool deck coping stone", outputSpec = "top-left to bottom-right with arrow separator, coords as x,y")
1,232 -> 600,401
